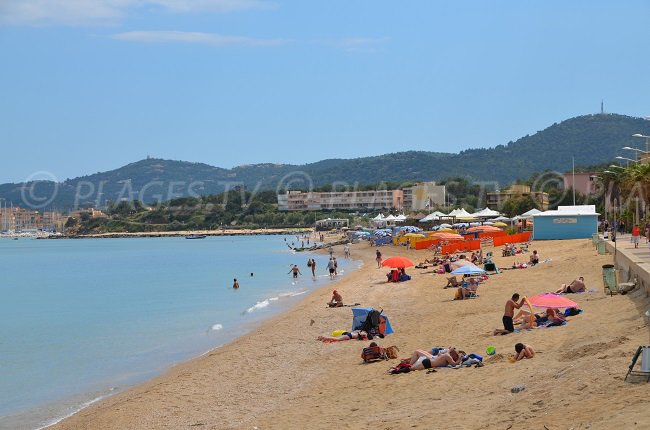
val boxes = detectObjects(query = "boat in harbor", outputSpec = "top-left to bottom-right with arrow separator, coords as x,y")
185,235 -> 207,239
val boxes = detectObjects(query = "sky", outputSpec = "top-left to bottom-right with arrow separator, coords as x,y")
1,0 -> 650,184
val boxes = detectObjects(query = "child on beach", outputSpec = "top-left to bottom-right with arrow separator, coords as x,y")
514,343 -> 535,361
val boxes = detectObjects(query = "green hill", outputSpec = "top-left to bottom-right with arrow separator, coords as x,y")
2,113 -> 649,211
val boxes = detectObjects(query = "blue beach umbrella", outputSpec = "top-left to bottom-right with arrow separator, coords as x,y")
450,264 -> 486,275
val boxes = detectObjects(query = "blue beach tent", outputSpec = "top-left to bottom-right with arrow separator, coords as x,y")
351,308 -> 394,335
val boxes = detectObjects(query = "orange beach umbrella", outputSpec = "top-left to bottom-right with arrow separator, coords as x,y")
431,232 -> 464,241
381,256 -> 415,269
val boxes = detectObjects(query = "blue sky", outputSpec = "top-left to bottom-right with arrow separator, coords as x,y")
1,0 -> 649,183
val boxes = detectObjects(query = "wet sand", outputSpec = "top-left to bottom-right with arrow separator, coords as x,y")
52,237 -> 649,429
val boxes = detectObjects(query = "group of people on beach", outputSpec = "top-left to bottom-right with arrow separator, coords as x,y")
315,236 -> 578,370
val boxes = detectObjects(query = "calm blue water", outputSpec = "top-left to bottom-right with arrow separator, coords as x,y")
0,236 -> 358,430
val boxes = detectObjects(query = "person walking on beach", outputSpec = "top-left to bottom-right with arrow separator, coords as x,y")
309,259 -> 316,278
632,224 -> 641,248
328,245 -> 334,258
233,278 -> 239,289
376,249 -> 382,268
344,243 -> 350,258
327,258 -> 336,280
288,265 -> 302,279
494,293 -> 526,335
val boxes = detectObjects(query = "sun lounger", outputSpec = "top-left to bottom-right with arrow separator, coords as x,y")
625,346 -> 650,382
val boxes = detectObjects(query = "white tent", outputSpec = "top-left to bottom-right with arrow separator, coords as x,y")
454,208 -> 476,220
418,211 -> 448,222
519,208 -> 542,219
471,207 -> 501,218
395,214 -> 407,221
447,208 -> 463,217
492,215 -> 512,222
384,215 -> 396,221
372,213 -> 385,221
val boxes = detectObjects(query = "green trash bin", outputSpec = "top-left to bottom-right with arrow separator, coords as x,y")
602,264 -> 616,294
597,239 -> 606,255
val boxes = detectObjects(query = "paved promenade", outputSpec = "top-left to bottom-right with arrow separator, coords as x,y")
602,233 -> 650,297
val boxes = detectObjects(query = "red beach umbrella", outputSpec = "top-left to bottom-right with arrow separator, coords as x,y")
381,256 -> 415,269
527,294 -> 578,309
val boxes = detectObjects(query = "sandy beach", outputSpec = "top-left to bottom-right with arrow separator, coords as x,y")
51,237 -> 649,430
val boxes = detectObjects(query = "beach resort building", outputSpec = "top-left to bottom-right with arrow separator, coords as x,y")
278,189 -> 403,211
402,182 -> 446,211
278,182 -> 446,212
486,184 -> 549,211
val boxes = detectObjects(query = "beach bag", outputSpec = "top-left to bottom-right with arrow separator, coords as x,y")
389,362 -> 411,374
385,345 -> 400,359
361,345 -> 387,362
377,315 -> 388,335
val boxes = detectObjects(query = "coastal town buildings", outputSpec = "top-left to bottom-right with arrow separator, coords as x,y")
278,182 -> 446,212
486,184 -> 549,211
0,206 -> 66,232
402,182 -> 446,211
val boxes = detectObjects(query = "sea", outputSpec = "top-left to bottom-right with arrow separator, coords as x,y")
0,235 -> 360,430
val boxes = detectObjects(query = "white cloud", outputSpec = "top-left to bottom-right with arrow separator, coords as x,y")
0,0 -> 273,26
112,30 -> 285,46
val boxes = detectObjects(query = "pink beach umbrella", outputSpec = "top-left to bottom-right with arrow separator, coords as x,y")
527,294 -> 578,309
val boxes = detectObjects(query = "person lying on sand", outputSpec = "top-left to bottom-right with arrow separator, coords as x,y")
514,308 -> 566,329
317,330 -> 368,342
514,343 -> 535,361
555,276 -> 585,294
398,349 -> 463,371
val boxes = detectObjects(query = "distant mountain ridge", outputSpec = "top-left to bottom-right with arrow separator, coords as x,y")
2,113 -> 649,210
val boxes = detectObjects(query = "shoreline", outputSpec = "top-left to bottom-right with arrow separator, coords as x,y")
39,228 -> 314,239
51,238 -> 649,429
34,234 -> 358,429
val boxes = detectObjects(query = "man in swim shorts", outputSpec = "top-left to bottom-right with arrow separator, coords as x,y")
288,265 -> 302,279
494,293 -> 525,335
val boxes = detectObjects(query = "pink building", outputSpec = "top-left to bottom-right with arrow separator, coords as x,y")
563,172 -> 599,196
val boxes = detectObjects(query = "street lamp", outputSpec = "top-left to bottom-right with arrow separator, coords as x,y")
616,156 -> 637,165
632,134 -> 650,153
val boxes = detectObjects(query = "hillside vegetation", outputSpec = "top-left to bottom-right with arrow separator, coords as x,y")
2,113 -> 649,210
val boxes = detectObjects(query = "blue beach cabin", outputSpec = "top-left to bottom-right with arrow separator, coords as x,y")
531,205 -> 599,240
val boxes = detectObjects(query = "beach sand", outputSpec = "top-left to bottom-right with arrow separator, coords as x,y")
52,237 -> 649,430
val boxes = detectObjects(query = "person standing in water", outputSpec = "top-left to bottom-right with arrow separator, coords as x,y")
233,279 -> 239,289
288,265 -> 302,279
310,259 -> 317,278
